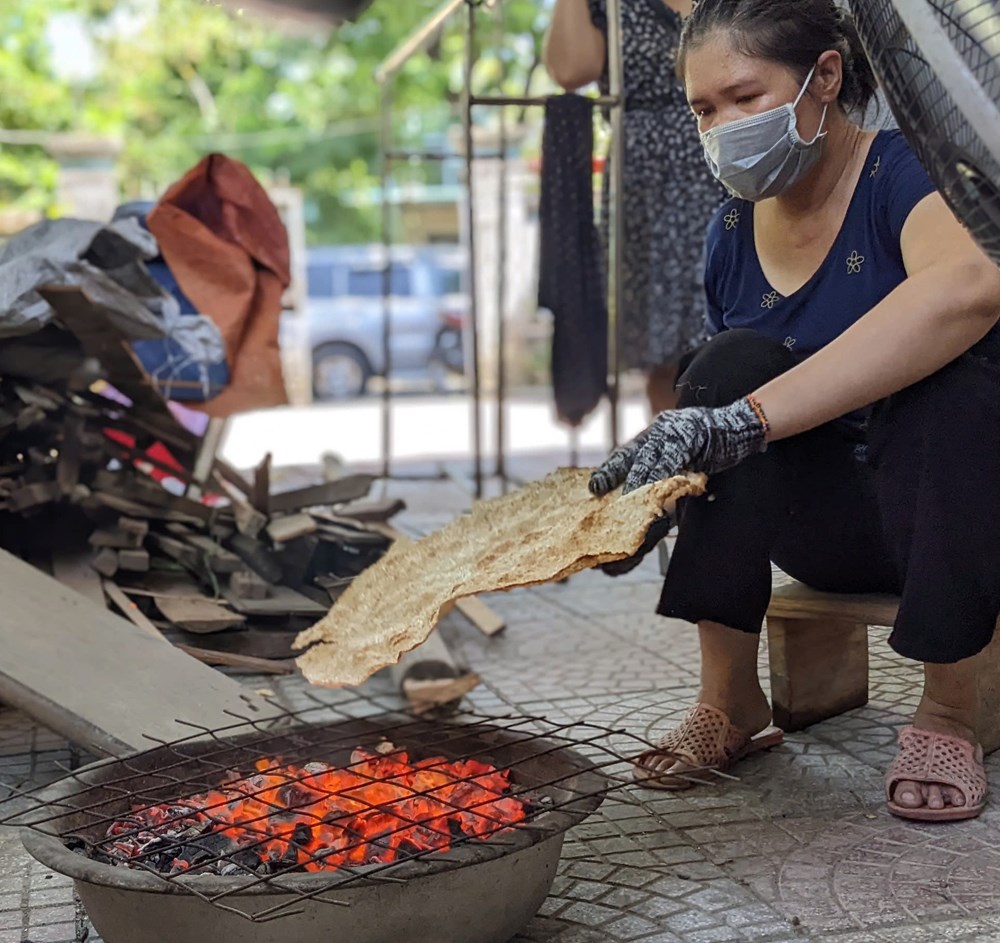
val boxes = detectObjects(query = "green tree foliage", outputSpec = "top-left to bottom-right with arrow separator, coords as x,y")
0,0 -> 552,242
0,0 -> 77,213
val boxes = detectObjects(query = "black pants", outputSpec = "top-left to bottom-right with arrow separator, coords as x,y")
659,330 -> 1000,664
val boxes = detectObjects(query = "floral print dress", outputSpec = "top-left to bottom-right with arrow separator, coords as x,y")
587,0 -> 726,370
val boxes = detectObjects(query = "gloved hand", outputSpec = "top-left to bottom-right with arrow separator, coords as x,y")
589,395 -> 769,497
599,513 -> 673,576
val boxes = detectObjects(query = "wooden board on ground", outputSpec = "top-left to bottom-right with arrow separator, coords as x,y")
154,596 -> 245,634
179,533 -> 243,574
454,597 -> 506,637
39,286 -> 198,460
102,579 -> 164,642
250,452 -> 272,514
174,644 -> 293,675
213,472 -> 267,538
266,513 -> 318,544
324,497 -> 406,524
404,673 -> 481,715
51,548 -> 106,608
118,572 -> 208,599
223,583 -> 328,617
0,548 -> 281,756
268,474 -> 375,515
173,626 -> 301,661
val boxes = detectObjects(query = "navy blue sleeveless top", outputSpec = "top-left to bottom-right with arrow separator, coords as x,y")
704,129 -> 1000,366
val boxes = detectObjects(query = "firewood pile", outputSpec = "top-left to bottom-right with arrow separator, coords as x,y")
0,214 -> 497,700
0,285 -> 404,676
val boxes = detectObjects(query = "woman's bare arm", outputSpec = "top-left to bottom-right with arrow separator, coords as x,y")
754,193 -> 1000,439
543,0 -> 606,91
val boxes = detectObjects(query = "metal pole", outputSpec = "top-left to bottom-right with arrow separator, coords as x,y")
470,93 -> 620,107
494,23 -> 509,490
375,0 -> 468,85
605,0 -> 625,449
380,83 -> 394,481
464,0 -> 484,498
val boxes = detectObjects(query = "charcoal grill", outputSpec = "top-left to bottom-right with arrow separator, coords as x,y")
15,712 -> 611,943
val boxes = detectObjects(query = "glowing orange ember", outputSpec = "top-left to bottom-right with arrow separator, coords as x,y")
102,744 -> 529,875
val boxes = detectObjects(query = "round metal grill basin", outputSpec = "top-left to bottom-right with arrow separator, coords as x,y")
20,716 -> 609,943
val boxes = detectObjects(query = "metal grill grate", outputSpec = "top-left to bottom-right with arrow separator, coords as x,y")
851,0 -> 1000,265
2,691 -> 728,924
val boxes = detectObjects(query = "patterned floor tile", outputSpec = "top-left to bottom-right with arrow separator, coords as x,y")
1,478 -> 998,943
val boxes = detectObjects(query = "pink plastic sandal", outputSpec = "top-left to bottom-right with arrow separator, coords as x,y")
886,725 -> 988,822
633,702 -> 783,791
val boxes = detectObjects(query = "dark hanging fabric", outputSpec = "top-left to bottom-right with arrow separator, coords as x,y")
538,94 -> 608,428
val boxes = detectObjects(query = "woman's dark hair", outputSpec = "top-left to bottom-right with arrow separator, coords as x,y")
678,0 -> 879,116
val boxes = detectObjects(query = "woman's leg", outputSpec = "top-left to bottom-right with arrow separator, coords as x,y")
871,354 -> 1000,814
646,362 -> 680,414
892,659 -> 980,812
641,331 -> 898,781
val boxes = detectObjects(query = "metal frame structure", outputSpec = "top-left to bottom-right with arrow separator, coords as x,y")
374,0 -> 625,498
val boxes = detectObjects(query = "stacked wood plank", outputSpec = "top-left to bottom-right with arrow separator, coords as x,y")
0,285 -> 500,700
0,287 -> 404,674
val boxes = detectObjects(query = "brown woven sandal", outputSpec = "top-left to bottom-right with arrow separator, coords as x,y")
886,726 -> 987,822
633,702 -> 783,791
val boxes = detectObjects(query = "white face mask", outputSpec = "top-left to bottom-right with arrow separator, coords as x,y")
700,65 -> 829,202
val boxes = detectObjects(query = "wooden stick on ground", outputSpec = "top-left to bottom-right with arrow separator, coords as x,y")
174,645 -> 294,675
454,597 -> 506,637
404,673 -> 482,715
102,579 -> 167,643
154,596 -> 245,634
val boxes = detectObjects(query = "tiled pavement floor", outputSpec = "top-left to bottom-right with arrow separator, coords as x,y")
2,470 -> 1000,943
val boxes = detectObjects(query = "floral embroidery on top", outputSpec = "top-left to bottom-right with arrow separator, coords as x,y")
870,155 -> 881,178
846,250 -> 865,274
761,290 -> 781,309
724,209 -> 741,231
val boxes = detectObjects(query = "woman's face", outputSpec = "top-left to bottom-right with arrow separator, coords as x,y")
684,32 -> 835,141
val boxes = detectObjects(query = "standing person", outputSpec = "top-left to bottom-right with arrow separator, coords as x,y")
544,0 -> 725,413
588,0 -> 1000,821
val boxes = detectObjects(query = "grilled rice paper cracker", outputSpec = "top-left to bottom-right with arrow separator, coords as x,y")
294,468 -> 706,687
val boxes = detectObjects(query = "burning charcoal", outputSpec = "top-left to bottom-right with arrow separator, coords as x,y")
303,762 -> 334,775
396,839 -> 422,858
177,824 -> 211,843
277,783 -> 316,808
202,832 -> 241,858
170,855 -> 210,875
87,746 -> 529,877
230,849 -> 265,874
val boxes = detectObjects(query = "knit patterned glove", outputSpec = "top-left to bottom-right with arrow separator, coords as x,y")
589,396 -> 769,497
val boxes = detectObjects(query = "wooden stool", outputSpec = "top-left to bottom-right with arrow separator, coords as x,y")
766,570 -> 1000,755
